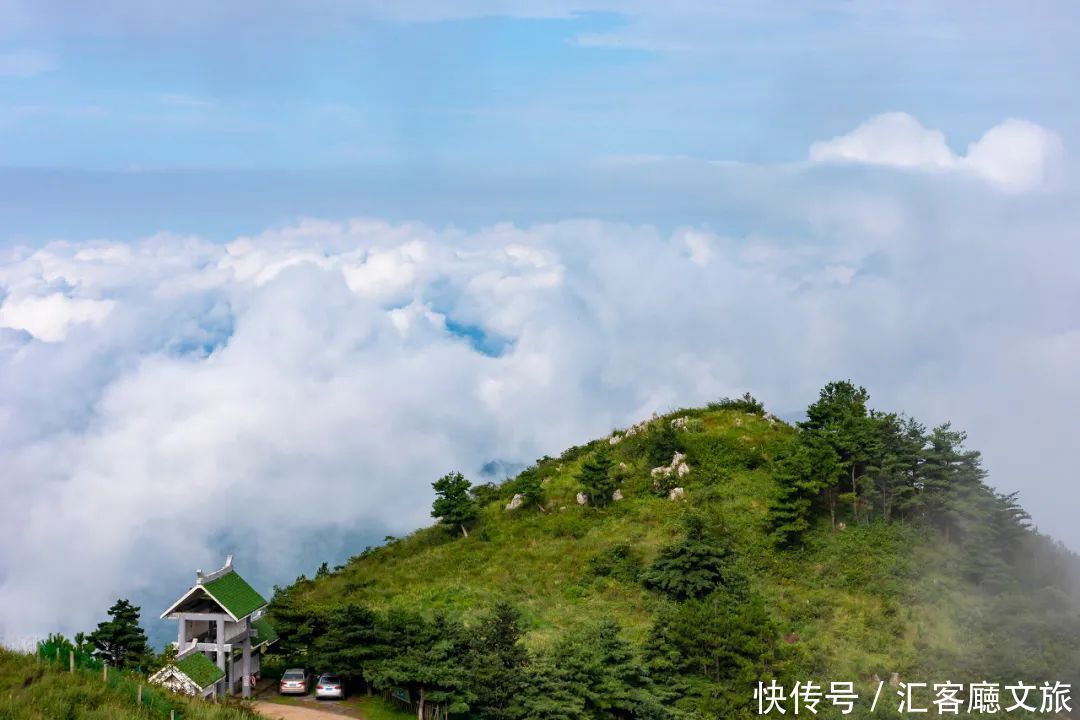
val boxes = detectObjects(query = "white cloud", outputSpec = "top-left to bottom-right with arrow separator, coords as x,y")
809,112 -> 1064,193
0,293 -> 115,341
680,229 -> 714,266
0,167 -> 1078,647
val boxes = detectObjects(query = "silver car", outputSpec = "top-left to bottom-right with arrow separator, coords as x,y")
278,668 -> 309,695
315,672 -> 344,700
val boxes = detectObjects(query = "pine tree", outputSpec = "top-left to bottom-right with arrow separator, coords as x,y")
515,467 -> 546,511
867,412 -> 925,523
315,604 -> 384,692
642,516 -> 730,601
368,610 -> 473,720
87,599 -> 149,669
467,602 -> 529,720
800,380 -> 876,524
578,451 -> 616,507
769,433 -> 840,546
431,471 -> 478,537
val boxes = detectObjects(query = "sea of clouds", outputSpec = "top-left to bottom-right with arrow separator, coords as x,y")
0,114 -> 1077,644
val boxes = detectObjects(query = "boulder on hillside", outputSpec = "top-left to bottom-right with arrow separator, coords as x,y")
668,487 -> 686,501
505,494 -> 524,511
576,492 -> 589,506
612,489 -> 624,502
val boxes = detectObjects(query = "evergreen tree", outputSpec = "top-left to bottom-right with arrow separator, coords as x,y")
919,423 -> 986,542
268,584 -> 328,662
467,602 -> 529,720
866,412 -> 925,523
641,515 -> 730,601
645,422 -> 681,469
769,433 -> 840,546
800,380 -> 876,524
578,452 -> 616,507
87,599 -> 149,669
508,465 -> 546,511
647,591 -> 781,719
368,610 -> 473,720
431,471 -> 478,537
516,621 -> 670,720
315,603 -> 385,692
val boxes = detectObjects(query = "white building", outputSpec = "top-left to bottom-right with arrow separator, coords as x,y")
150,556 -> 277,699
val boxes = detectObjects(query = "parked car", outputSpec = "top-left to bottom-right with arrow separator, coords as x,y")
315,672 -> 345,700
279,668 -> 310,695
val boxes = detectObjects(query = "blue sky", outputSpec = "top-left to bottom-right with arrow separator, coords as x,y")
1,2 -> 1079,645
2,2 -> 1078,239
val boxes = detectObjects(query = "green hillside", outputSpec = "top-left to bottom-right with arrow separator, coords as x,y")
269,385 -> 1080,719
0,647 -> 259,720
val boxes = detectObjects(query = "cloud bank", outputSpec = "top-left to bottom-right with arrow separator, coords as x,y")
809,113 -> 1064,193
0,125 -> 1078,646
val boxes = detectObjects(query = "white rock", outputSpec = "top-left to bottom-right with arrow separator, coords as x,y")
576,492 -> 589,506
609,434 -> 622,445
676,462 -> 690,477
618,462 -> 628,470
612,489 -> 624,501
668,487 -> 686,501
505,494 -> 524,511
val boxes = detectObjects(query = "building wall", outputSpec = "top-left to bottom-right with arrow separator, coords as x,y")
229,650 -> 261,694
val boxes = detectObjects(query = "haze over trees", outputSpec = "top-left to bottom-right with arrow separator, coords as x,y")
251,381 -> 1080,717
11,379 -> 1076,719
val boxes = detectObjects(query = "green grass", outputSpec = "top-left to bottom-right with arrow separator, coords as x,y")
277,407 -> 969,671
0,648 -> 260,720
260,693 -> 412,719
345,696 -> 414,720
266,403 -> 1080,720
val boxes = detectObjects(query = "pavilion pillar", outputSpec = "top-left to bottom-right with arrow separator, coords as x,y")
241,622 -> 252,699
216,617 -> 227,697
177,617 -> 187,649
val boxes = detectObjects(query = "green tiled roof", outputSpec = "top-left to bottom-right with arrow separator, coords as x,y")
250,617 -> 278,648
202,571 -> 267,620
176,652 -> 225,690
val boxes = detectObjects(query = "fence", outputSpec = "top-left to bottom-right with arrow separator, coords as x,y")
35,638 -> 185,719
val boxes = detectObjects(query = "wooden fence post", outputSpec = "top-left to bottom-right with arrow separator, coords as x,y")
138,684 -> 142,705
69,650 -> 74,674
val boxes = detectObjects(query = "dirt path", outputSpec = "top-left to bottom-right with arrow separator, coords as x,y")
253,701 -> 357,720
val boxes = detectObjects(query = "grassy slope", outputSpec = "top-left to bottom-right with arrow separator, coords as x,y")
0,648 -> 260,720
281,406 -> 971,681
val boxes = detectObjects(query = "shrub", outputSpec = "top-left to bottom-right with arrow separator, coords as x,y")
586,543 -> 643,583
707,392 -> 765,415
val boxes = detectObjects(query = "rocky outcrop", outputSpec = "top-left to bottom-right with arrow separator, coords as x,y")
668,487 -> 686,501
576,492 -> 589,506
651,452 -> 690,489
505,494 -> 524,511
612,489 -> 624,502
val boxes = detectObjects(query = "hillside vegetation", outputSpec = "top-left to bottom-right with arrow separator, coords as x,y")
269,384 -> 1080,719
0,647 -> 259,720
